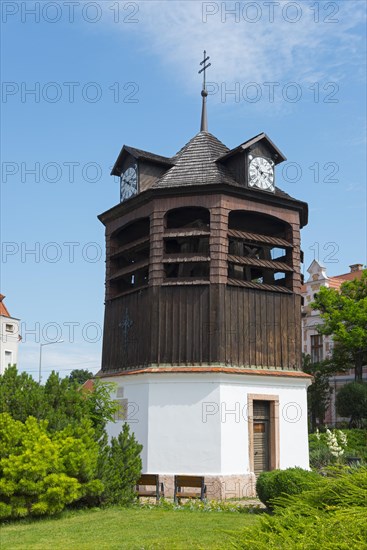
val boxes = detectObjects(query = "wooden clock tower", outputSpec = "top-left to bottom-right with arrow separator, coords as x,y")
98,54 -> 311,498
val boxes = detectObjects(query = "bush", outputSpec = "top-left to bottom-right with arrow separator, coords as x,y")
343,429 -> 367,461
336,382 -> 367,428
0,413 -> 103,520
256,467 -> 321,509
309,428 -> 367,469
233,469 -> 367,549
100,423 -> 143,506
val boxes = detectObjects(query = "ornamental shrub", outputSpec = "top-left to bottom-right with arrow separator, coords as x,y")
309,428 -> 367,468
256,467 -> 321,509
233,468 -> 367,549
0,413 -> 103,520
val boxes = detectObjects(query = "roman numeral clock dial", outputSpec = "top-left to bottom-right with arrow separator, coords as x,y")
120,164 -> 138,202
248,155 -> 275,192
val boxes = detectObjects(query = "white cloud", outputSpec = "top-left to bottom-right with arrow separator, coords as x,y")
115,0 -> 366,93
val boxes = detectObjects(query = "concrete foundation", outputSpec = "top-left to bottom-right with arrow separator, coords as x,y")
159,474 -> 257,500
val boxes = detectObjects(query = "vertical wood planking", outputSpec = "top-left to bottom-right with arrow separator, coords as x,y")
267,293 -> 275,367
101,285 -> 302,371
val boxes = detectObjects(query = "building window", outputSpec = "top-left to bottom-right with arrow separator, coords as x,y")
113,387 -> 128,421
310,334 -> 323,363
5,324 -> 14,333
4,350 -> 13,366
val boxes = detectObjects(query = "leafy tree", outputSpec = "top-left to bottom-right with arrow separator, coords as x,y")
0,366 -> 44,422
302,354 -> 334,430
0,413 -> 103,519
69,369 -> 94,385
311,270 -> 367,381
335,382 -> 367,428
43,371 -> 88,432
0,367 -> 117,440
101,423 -> 143,505
81,379 -> 118,441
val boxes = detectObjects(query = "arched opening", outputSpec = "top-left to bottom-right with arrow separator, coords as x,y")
165,207 -> 210,230
163,207 -> 210,282
227,211 -> 293,290
109,217 -> 150,296
111,218 -> 150,248
228,211 -> 291,240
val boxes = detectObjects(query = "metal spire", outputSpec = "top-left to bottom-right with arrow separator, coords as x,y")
198,50 -> 211,132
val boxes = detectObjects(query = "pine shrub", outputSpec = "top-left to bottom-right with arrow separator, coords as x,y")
256,467 -> 321,509
0,413 -> 103,520
101,423 -> 143,506
233,468 -> 367,549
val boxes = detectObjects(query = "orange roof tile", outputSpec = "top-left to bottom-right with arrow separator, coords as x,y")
0,294 -> 10,317
327,269 -> 364,290
302,268 -> 365,294
81,379 -> 95,391
97,366 -> 312,379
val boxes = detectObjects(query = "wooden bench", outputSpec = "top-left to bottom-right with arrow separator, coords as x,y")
136,474 -> 164,502
174,475 -> 207,503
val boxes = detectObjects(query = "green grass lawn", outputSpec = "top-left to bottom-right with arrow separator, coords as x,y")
0,507 -> 260,550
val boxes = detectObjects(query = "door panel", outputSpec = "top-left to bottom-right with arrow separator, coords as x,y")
253,401 -> 270,475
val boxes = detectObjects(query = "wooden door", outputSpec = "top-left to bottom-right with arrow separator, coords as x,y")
253,401 -> 270,475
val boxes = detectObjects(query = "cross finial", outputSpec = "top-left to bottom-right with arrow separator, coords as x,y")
199,50 -> 211,92
198,50 -> 211,132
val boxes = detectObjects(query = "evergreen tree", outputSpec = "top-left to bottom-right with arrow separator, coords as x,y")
0,367 -> 117,440
0,366 -> 44,422
101,423 -> 143,505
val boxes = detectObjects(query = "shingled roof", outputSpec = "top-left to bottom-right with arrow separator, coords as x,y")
152,131 -> 239,189
111,145 -> 173,176
123,146 -> 173,166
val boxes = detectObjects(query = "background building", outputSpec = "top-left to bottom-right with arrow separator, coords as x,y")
301,261 -> 366,425
0,294 -> 21,374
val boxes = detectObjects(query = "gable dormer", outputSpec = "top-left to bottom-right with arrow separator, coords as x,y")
111,145 -> 174,200
306,259 -> 328,283
216,132 -> 286,190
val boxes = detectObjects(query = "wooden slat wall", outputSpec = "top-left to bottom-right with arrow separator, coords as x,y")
101,285 -> 302,371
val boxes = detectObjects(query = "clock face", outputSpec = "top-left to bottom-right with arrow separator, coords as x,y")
248,156 -> 274,192
120,164 -> 138,202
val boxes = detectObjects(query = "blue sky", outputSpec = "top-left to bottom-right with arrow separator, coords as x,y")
1,0 -> 366,379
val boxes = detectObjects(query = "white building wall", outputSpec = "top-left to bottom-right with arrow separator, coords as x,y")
278,384 -> 309,469
0,315 -> 21,375
108,380 -> 149,470
147,377 -> 221,474
103,371 -> 310,476
219,376 -> 310,473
